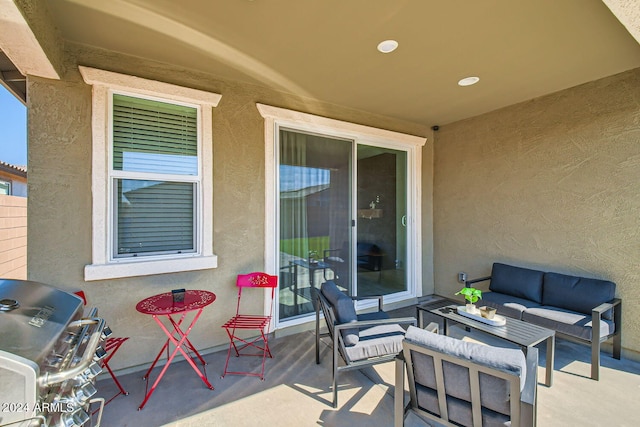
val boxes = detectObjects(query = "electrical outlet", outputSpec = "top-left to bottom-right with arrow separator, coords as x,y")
458,272 -> 467,283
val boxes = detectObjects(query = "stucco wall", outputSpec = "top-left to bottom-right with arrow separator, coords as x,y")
26,45 -> 432,370
434,67 -> 640,355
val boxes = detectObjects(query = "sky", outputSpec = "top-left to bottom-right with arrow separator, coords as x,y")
0,85 -> 27,166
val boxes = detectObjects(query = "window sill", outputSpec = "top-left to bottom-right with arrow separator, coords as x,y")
84,254 -> 218,281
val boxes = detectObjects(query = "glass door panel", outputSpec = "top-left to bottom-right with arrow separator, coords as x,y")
278,129 -> 352,320
356,146 -> 407,297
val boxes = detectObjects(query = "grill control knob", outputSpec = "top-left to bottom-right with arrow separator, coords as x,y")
72,382 -> 97,405
73,362 -> 102,383
83,362 -> 103,380
101,326 -> 113,339
94,346 -> 107,361
61,407 -> 90,427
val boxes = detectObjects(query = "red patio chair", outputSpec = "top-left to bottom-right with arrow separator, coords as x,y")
100,336 -> 129,404
221,272 -> 278,380
74,290 -> 129,405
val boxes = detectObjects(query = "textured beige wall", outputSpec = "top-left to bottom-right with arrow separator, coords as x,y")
434,67 -> 640,355
26,45 -> 431,370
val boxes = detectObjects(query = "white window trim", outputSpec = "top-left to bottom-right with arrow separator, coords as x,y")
257,103 -> 427,327
80,66 -> 221,281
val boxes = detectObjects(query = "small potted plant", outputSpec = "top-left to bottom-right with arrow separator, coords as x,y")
455,287 -> 482,314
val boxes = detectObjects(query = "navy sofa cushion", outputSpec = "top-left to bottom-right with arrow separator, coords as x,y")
542,272 -> 615,319
523,306 -> 615,341
482,291 -> 541,320
490,263 -> 544,304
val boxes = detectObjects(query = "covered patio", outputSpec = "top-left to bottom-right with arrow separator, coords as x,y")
1,1 -> 639,426
94,307 -> 640,426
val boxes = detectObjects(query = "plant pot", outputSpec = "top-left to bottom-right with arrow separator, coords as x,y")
466,303 -> 479,314
480,306 -> 497,320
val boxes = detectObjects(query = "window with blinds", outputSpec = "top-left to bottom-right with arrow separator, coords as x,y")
111,94 -> 199,258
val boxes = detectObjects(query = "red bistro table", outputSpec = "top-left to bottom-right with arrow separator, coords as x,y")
135,290 -> 216,410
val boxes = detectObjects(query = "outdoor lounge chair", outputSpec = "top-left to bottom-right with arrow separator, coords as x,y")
395,324 -> 538,427
315,280 -> 416,407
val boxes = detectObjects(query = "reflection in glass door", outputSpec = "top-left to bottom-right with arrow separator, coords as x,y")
356,146 -> 407,297
278,129 -> 352,321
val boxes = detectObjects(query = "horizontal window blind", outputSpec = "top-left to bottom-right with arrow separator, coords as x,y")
113,94 -> 198,175
115,179 -> 195,257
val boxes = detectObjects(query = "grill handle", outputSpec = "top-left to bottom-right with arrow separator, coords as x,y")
39,317 -> 106,387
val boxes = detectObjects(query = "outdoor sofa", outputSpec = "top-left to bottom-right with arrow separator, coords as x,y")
467,262 -> 621,380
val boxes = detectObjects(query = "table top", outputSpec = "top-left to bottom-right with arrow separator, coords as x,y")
136,290 -> 216,315
290,259 -> 331,270
422,301 -> 554,347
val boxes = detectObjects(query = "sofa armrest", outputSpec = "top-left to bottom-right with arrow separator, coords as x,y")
592,297 -> 621,323
465,275 -> 491,287
592,298 -> 621,315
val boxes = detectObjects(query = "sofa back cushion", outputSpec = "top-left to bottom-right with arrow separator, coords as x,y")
490,263 -> 544,304
543,272 -> 615,318
321,281 -> 359,346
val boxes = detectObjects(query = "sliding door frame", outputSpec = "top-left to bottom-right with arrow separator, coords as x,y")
257,104 -> 427,329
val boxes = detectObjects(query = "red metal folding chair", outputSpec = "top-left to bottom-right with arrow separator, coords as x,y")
73,290 -> 129,405
101,336 -> 129,405
221,272 -> 278,380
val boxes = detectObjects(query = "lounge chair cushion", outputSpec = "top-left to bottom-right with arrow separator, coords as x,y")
405,326 -> 526,415
321,281 -> 359,346
344,323 -> 406,362
490,263 -> 544,304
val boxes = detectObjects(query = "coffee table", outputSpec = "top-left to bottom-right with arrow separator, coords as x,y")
417,298 -> 555,387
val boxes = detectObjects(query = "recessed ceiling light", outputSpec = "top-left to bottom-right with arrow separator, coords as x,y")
377,40 -> 399,53
458,76 -> 480,86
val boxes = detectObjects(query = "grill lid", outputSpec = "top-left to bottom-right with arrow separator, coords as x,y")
0,279 -> 84,363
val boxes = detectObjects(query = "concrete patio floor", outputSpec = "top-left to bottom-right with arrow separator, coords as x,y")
94,310 -> 640,427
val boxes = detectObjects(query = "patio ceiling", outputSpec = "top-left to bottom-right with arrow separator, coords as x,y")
0,49 -> 26,104
40,0 -> 640,128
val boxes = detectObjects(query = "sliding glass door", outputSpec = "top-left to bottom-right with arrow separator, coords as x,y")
278,129 -> 352,320
356,146 -> 408,297
277,128 -> 412,322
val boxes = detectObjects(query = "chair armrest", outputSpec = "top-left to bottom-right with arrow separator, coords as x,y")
465,276 -> 491,287
351,295 -> 384,311
521,347 -> 538,407
334,316 -> 417,332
